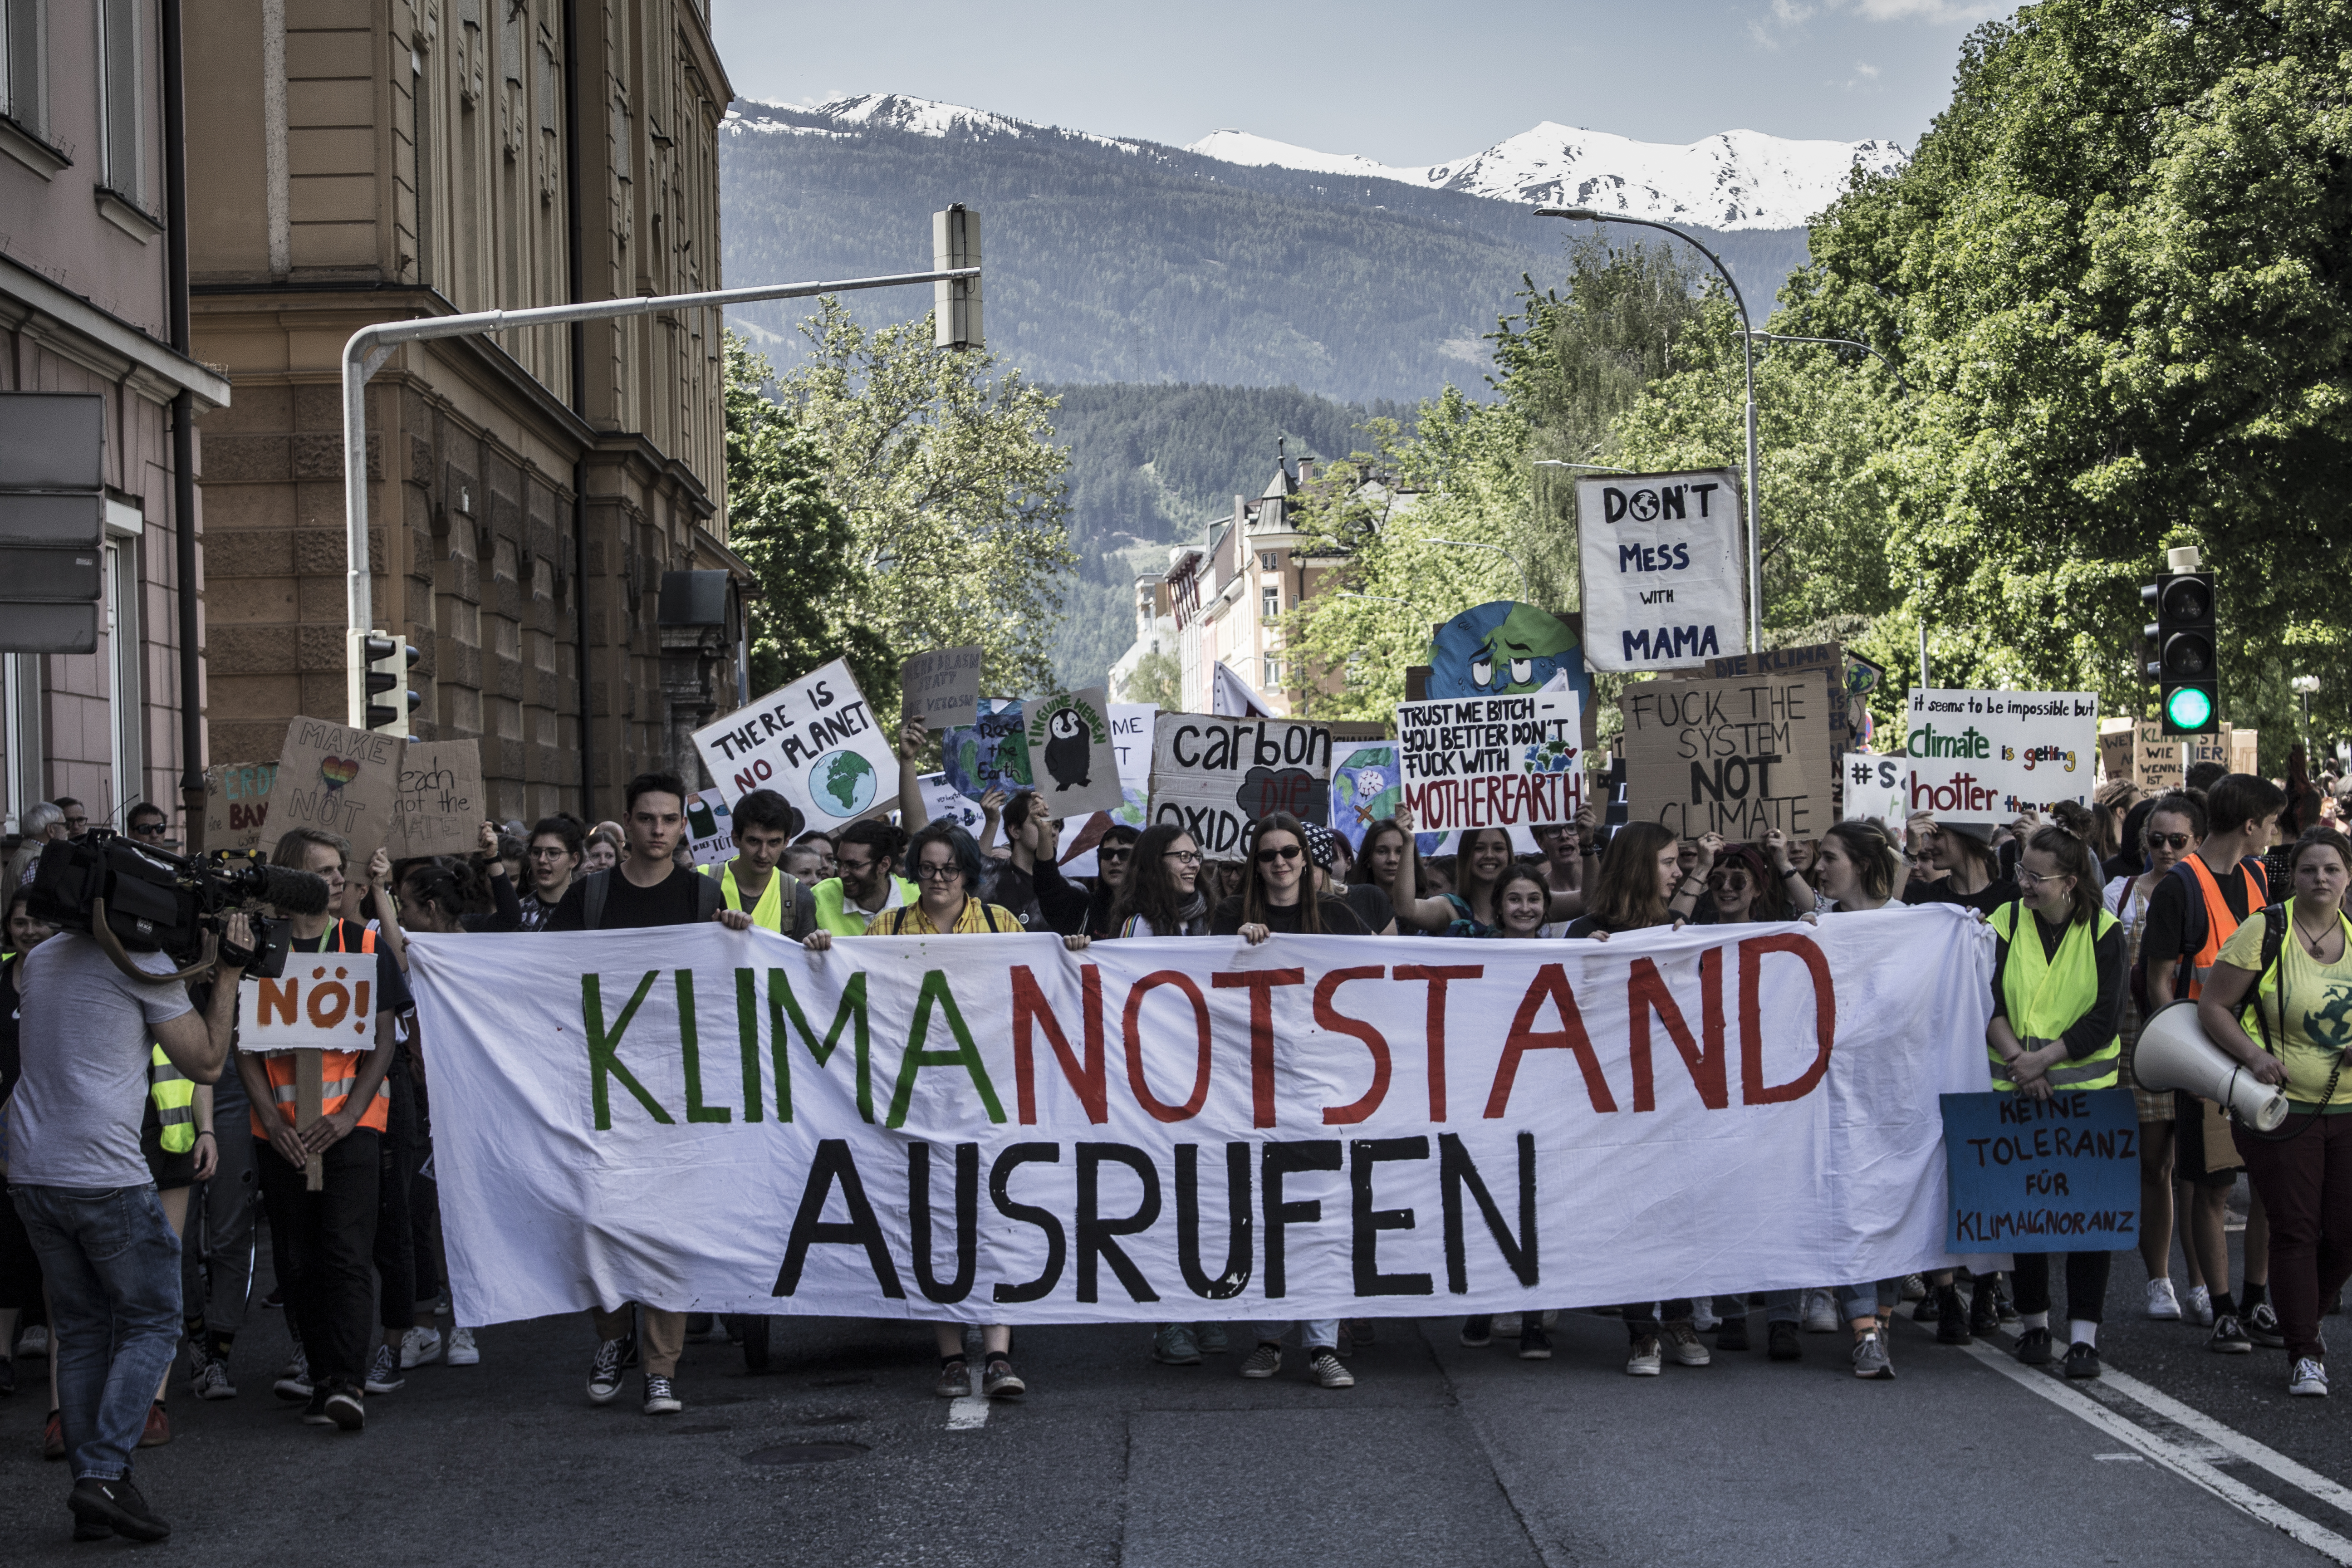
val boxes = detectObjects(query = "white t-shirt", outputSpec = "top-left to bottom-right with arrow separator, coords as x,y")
6,931 -> 196,1187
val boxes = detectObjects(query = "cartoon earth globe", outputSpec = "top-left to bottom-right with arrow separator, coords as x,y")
815,749 -> 877,817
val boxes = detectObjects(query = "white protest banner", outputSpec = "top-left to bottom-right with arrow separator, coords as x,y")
1843,754 -> 1910,835
262,717 -> 404,861
1148,714 -> 1332,860
404,907 -> 1998,1328
685,789 -> 735,867
693,659 -> 896,830
901,646 -> 982,730
204,761 -> 276,853
392,739 -> 485,859
1904,689 -> 2097,824
1024,687 -> 1127,817
1618,674 -> 1833,839
1577,468 -> 1747,671
1393,692 -> 1584,833
235,947 -> 382,1055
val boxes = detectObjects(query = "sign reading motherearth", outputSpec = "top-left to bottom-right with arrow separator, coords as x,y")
1617,673 -> 1832,838
1904,688 -> 2098,825
1393,690 -> 1584,832
1576,468 -> 1747,672
693,659 -> 897,828
1147,713 -> 1331,859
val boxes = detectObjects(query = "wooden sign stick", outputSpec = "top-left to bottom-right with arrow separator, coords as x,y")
296,1048 -> 324,1191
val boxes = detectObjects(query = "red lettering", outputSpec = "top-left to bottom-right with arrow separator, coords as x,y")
1312,966 -> 1389,1125
1485,962 -> 1617,1117
1122,970 -> 1213,1122
1392,963 -> 1483,1120
1740,933 -> 1835,1105
1011,964 -> 1107,1123
1213,968 -> 1307,1128
1628,949 -> 1727,1111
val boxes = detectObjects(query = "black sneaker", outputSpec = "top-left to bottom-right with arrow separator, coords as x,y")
68,1477 -> 169,1544
1518,1322 -> 1553,1360
1768,1320 -> 1802,1361
1459,1316 -> 1493,1348
2015,1326 -> 2053,1366
2064,1341 -> 2102,1379
642,1375 -> 681,1415
1717,1311 -> 1751,1352
1937,1287 -> 1973,1346
2246,1301 -> 2287,1349
300,1388 -> 333,1426
587,1336 -> 629,1404
1968,1279 -> 2001,1339
323,1386 -> 365,1431
2210,1314 -> 2254,1353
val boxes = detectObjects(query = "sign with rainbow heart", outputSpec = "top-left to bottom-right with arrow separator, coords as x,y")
261,716 -> 405,862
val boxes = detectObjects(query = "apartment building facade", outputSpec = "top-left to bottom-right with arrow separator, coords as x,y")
185,0 -> 739,823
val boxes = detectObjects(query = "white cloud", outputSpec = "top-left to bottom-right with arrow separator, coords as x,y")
1754,0 -> 2004,42
1856,60 -> 1882,77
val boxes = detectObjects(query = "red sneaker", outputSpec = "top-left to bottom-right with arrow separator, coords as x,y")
139,1402 -> 171,1448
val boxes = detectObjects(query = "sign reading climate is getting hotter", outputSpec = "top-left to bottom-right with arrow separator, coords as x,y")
1904,688 -> 2098,825
693,659 -> 897,827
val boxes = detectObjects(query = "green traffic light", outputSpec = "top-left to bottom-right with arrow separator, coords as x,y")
2166,686 -> 2213,730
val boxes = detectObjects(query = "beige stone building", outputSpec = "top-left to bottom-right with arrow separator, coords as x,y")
186,0 -> 741,823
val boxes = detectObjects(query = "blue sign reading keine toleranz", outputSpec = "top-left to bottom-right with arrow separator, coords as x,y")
1941,1089 -> 2140,1252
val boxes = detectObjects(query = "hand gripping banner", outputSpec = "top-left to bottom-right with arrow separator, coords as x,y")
404,907 -> 1998,1327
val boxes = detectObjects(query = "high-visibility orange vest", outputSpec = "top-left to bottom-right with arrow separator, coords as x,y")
248,923 -> 392,1139
2173,854 -> 2269,1002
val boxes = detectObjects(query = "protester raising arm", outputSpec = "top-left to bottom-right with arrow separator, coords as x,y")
1668,833 -> 1724,923
1387,802 -> 1458,932
897,719 -> 930,829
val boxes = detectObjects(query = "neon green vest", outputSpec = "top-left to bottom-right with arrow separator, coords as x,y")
1988,900 -> 2121,1093
811,876 -> 918,936
720,862 -> 789,932
148,1044 -> 196,1153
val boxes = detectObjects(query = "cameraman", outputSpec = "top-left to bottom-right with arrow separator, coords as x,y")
6,896 -> 249,1544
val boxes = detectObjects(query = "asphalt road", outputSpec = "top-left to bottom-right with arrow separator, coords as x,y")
2,1211 -> 2344,1565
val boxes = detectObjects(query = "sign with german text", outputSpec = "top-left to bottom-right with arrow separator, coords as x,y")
1148,714 -> 1332,860
236,948 -> 382,1056
2134,719 -> 2184,793
262,718 -> 404,862
1618,674 -> 1832,839
1023,687 -> 1127,817
692,659 -> 895,830
1577,468 -> 1748,672
900,646 -> 982,730
1904,689 -> 2098,825
2097,719 -> 2136,786
392,739 -> 485,859
1942,1090 -> 2137,1251
685,789 -> 736,867
1393,692 -> 1584,833
1843,753 -> 1909,835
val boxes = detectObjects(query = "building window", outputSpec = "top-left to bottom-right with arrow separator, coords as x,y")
1,0 -> 48,140
1259,551 -> 1277,571
1263,655 -> 1281,690
103,500 -> 144,819
1261,585 -> 1280,619
96,0 -> 141,204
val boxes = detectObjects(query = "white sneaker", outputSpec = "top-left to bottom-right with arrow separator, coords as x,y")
2289,1358 -> 2328,1397
1802,1289 -> 1841,1333
1492,1313 -> 1523,1336
1690,1298 -> 1722,1332
399,1325 -> 443,1368
191,1354 -> 237,1401
2146,1279 -> 2183,1320
2186,1285 -> 2216,1327
445,1327 -> 480,1366
1665,1323 -> 1712,1367
1627,1336 -> 1663,1376
15,1324 -> 49,1359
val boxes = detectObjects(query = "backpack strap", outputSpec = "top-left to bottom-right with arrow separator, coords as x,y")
986,904 -> 1019,933
581,869 -> 609,931
2249,902 -> 2288,1058
787,877 -> 818,941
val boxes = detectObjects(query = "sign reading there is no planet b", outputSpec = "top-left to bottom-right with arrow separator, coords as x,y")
692,659 -> 897,828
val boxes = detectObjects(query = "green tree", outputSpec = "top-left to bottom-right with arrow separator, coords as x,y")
1119,646 -> 1183,711
774,298 -> 1077,698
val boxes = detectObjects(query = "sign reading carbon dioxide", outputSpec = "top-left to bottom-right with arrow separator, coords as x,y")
1576,468 -> 1747,672
692,658 -> 896,827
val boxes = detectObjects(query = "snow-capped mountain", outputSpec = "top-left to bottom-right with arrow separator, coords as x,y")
1187,123 -> 1904,232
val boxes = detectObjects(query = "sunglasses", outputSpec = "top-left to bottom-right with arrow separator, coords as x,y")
1255,844 -> 1303,864
128,821 -> 167,837
1707,870 -> 1751,888
2147,831 -> 2192,851
1098,846 -> 1132,862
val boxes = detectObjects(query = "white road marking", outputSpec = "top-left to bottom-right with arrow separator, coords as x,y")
947,1395 -> 990,1431
2099,1366 -> 2352,1518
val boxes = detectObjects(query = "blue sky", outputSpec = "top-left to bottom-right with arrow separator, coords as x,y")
712,0 -> 2009,161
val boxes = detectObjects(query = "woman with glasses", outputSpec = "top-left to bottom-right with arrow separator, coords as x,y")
1987,826 -> 2127,1377
519,815 -> 586,931
803,821 -> 1087,1402
2107,792 -> 2202,1323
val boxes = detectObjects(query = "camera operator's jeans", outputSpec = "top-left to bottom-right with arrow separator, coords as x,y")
8,1183 -> 183,1481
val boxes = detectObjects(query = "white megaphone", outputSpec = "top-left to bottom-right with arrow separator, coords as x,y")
2132,1000 -> 2290,1132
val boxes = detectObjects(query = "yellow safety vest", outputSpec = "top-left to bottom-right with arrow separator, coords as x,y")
1988,900 -> 2121,1093
148,1044 -> 196,1153
720,862 -> 788,932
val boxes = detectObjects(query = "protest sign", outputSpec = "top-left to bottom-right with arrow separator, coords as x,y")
1148,713 -> 1332,858
1576,470 -> 1747,671
692,659 -> 896,831
1619,674 -> 1832,839
406,905 -> 1998,1328
1427,602 -> 1591,704
391,739 -> 485,858
1109,702 -> 1155,819
235,947 -> 384,1055
1332,743 -> 1404,849
1393,691 -> 1585,833
1024,687 -> 1127,817
1903,689 -> 2098,824
943,698 -> 1032,803
262,718 -> 404,861
204,761 -> 276,853
901,646 -> 982,730
1843,754 -> 1909,835
2183,725 -> 2234,777
2135,719 -> 2184,794
2230,728 -> 2259,775
1687,642 -> 1855,779
685,789 -> 736,867
918,772 -> 989,838
1942,1090 -> 2137,1251
2098,719 -> 2136,786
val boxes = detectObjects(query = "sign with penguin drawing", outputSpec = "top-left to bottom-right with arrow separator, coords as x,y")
1023,686 -> 1127,816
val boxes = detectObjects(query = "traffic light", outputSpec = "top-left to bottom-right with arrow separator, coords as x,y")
933,205 -> 982,351
2141,569 -> 2217,735
358,631 -> 421,735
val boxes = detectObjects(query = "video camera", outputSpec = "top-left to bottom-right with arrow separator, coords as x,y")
27,830 -> 330,975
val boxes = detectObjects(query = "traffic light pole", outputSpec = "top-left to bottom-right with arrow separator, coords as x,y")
338,264 -> 980,727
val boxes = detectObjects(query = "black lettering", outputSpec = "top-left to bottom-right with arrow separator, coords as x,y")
1076,1143 -> 1162,1304
908,1142 -> 978,1305
1351,1137 -> 1434,1297
1440,1132 -> 1538,1293
774,1140 -> 905,1299
989,1143 -> 1066,1304
1262,1141 -> 1342,1299
1176,1142 -> 1254,1300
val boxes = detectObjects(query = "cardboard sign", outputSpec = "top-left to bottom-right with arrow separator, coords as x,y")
2097,719 -> 2136,786
1618,674 -> 1832,839
2230,728 -> 2259,776
685,789 -> 735,867
2135,718 -> 2184,794
692,659 -> 896,830
236,949 -> 382,1055
1148,713 -> 1332,860
205,761 -> 277,853
262,718 -> 404,861
942,698 -> 1033,803
1688,642 -> 1857,776
1332,743 -> 1404,849
1023,687 -> 1127,816
917,772 -> 990,839
1903,689 -> 2098,823
1843,753 -> 1910,835
1943,1089 -> 2138,1251
2183,725 -> 2233,775
1577,469 -> 1747,671
901,646 -> 982,730
391,739 -> 484,858
1394,691 -> 1585,832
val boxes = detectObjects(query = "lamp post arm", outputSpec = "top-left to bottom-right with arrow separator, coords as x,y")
1737,331 -> 1909,395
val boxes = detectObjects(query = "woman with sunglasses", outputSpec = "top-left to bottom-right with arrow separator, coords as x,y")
2107,792 -> 2202,1323
1083,824 -> 1142,939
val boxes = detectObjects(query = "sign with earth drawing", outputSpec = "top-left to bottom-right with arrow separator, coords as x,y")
942,698 -> 1033,804
691,658 -> 898,828
1022,686 -> 1126,816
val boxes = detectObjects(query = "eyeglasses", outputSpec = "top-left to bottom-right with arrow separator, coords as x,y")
1164,849 -> 1202,865
836,858 -> 876,876
128,821 -> 167,838
913,862 -> 962,882
1707,871 -> 1751,889
527,845 -> 570,859
2016,869 -> 2073,890
1254,844 -> 1303,864
2147,831 -> 2192,851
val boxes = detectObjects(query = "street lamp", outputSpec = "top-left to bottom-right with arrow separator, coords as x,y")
2293,674 -> 2320,747
1534,459 -> 1635,475
1735,331 -> 1909,395
1428,538 -> 1532,601
1537,206 -> 1761,652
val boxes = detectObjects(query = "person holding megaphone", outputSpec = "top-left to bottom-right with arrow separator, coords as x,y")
2193,826 -> 2352,1399
1986,826 -> 2127,1378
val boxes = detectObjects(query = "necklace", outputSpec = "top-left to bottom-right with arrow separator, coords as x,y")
2293,913 -> 2342,958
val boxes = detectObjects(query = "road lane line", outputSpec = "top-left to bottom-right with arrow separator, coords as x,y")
947,1395 -> 990,1431
1950,1338 -> 2352,1565
2097,1367 -> 2352,1519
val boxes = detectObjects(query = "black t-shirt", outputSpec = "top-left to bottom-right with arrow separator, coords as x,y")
0,955 -> 23,1110
289,920 -> 412,1017
1341,882 -> 1395,934
1209,895 -> 1371,936
1903,875 -> 2020,918
2141,857 -> 2265,987
546,866 -> 704,931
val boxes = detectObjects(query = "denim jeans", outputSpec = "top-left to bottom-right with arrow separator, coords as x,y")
9,1183 -> 184,1481
1254,1319 -> 1339,1351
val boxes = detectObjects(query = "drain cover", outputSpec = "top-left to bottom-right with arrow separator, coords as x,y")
742,1441 -> 870,1466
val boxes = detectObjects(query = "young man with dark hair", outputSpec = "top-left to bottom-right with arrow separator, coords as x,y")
717,790 -> 816,936
546,770 -> 725,1415
123,804 -> 168,844
519,814 -> 586,931
2143,771 -> 2286,1352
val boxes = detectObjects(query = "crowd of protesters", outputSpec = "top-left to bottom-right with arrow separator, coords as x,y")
5,734 -> 2350,1542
